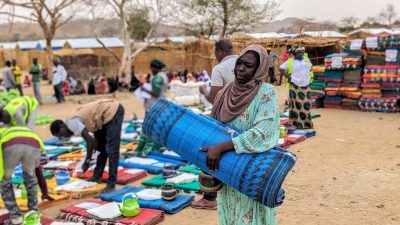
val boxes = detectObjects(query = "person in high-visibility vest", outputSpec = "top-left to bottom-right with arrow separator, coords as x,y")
279,45 -> 314,129
11,59 -> 24,96
0,96 -> 39,129
0,96 -> 54,202
0,126 -> 43,225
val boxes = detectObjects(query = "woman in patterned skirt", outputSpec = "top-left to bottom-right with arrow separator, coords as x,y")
200,45 -> 280,225
279,45 -> 314,129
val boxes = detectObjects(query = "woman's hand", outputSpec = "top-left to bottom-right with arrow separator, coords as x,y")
200,140 -> 234,171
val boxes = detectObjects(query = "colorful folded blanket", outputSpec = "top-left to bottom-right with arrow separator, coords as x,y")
100,186 -> 194,214
142,174 -> 200,193
75,168 -> 147,185
178,164 -> 201,175
143,100 -> 296,208
119,158 -> 179,175
59,200 -> 165,225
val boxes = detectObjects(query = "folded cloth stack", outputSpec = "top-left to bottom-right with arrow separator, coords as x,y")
324,70 -> 344,83
363,65 -> 399,83
343,57 -> 362,68
359,97 -> 400,112
366,51 -> 386,66
343,69 -> 362,84
342,98 -> 360,110
310,79 -> 326,101
59,200 -> 165,225
324,96 -> 342,109
362,88 -> 382,98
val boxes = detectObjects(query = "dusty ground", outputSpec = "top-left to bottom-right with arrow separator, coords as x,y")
20,82 -> 400,225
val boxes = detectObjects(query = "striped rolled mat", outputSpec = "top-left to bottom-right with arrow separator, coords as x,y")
142,99 -> 297,208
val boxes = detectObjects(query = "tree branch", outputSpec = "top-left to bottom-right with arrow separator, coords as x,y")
95,31 -> 121,62
0,11 -> 37,22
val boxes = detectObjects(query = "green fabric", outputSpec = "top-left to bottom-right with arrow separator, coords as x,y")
219,83 -> 279,225
30,64 -> 41,82
178,165 -> 201,175
12,171 -> 53,184
142,174 -> 201,192
151,75 -> 163,95
135,135 -> 163,157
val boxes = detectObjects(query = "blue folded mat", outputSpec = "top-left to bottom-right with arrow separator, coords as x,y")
119,159 -> 179,174
148,151 -> 185,162
100,186 -> 194,214
44,137 -> 64,146
142,99 -> 297,208
293,130 -> 316,138
147,155 -> 186,166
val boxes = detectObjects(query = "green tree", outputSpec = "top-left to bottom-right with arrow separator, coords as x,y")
179,0 -> 280,38
127,7 -> 152,41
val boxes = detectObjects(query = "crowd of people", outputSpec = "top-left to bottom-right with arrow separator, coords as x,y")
0,38 -> 315,225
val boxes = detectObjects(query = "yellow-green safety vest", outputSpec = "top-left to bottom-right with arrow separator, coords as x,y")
286,54 -> 314,88
4,96 -> 39,126
0,126 -> 44,181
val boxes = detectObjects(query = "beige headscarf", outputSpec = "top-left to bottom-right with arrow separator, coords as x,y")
210,45 -> 270,122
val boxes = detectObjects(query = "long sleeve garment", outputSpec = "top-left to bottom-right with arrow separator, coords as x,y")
52,65 -> 67,85
3,67 -> 17,89
218,83 -> 280,225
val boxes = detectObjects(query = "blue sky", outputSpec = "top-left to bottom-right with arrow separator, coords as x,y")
276,0 -> 400,22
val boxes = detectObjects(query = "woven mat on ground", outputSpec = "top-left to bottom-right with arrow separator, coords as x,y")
178,164 -> 201,175
284,134 -> 306,145
119,159 -> 173,175
75,168 -> 147,185
292,130 -> 316,138
145,155 -> 186,167
47,178 -> 106,199
143,100 -> 296,208
100,186 -> 194,214
0,194 -> 68,211
147,151 -> 185,163
12,170 -> 53,184
57,152 -> 85,161
142,174 -> 200,193
59,199 -> 164,225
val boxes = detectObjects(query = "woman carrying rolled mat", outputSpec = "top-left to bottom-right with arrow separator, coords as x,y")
200,45 -> 280,225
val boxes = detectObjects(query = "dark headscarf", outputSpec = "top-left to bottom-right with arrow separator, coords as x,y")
210,45 -> 270,122
150,59 -> 166,69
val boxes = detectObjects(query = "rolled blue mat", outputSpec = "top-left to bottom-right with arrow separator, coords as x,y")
143,99 -> 297,208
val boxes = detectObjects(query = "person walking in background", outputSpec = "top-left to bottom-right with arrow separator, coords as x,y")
29,58 -> 43,104
52,59 -> 67,103
267,47 -> 277,84
11,60 -> 23,96
199,39 -> 237,104
280,45 -> 314,129
3,61 -> 17,92
141,59 -> 169,113
0,126 -> 43,225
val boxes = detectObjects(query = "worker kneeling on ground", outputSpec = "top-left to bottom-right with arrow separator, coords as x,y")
0,96 -> 39,129
0,126 -> 43,225
50,99 -> 125,194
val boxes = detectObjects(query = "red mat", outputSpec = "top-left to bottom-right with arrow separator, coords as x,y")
284,134 -> 306,145
74,168 -> 147,185
0,213 -> 53,225
59,199 -> 164,225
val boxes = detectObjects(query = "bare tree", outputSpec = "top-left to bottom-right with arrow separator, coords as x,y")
179,0 -> 281,38
339,16 -> 359,33
379,4 -> 397,27
0,0 -> 79,78
294,17 -> 315,34
87,0 -> 171,76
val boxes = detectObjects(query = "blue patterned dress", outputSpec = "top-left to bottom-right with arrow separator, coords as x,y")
217,83 -> 280,225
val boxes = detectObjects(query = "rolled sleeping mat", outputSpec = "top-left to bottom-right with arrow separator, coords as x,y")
143,99 -> 297,208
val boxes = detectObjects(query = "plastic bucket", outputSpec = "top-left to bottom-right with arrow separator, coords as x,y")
55,171 -> 70,185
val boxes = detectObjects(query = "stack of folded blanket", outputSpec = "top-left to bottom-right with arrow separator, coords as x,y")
324,96 -> 343,109
366,51 -> 386,66
324,70 -> 344,83
359,98 -> 400,112
343,69 -> 362,84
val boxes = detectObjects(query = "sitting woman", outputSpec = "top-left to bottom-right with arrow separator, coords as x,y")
70,80 -> 86,95
200,45 -> 280,225
95,75 -> 110,94
23,75 -> 32,87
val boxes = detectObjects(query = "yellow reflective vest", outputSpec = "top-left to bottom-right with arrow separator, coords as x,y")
4,96 -> 39,126
286,54 -> 314,88
0,126 -> 44,181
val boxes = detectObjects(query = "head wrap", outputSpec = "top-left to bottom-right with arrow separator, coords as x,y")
294,45 -> 305,53
210,45 -> 270,122
150,59 -> 166,69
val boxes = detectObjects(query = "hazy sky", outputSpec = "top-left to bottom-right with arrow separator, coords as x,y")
276,0 -> 400,22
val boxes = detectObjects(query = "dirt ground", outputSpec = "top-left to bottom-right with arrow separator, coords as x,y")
21,82 -> 400,225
